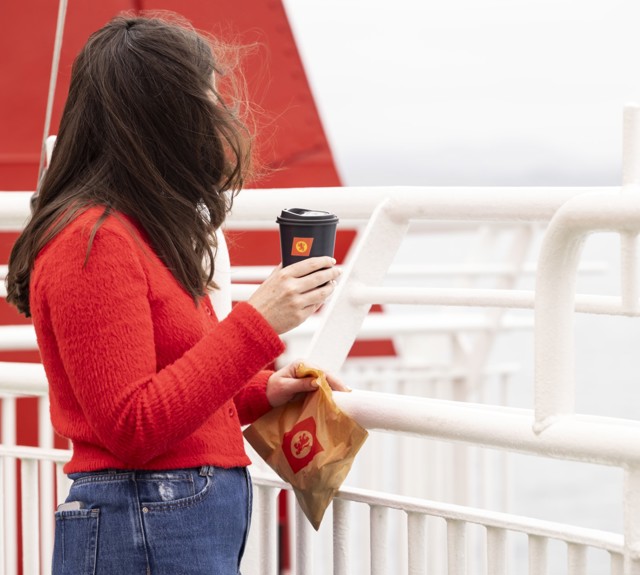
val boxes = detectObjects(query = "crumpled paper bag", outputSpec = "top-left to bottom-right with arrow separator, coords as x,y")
243,363 -> 368,530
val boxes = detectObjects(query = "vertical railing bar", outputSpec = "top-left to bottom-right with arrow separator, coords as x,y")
528,535 -> 548,575
241,482 -> 261,575
333,498 -> 350,575
499,372 -> 511,512
486,526 -> 507,575
446,519 -> 466,575
2,396 -> 17,575
610,551 -> 625,575
620,233 -> 639,313
21,458 -> 40,575
55,463 -> 71,507
566,542 -> 587,575
38,395 -> 54,575
624,466 -> 640,575
259,486 -> 278,575
407,511 -> 427,575
247,488 -> 261,575
370,505 -> 389,575
295,504 -> 314,575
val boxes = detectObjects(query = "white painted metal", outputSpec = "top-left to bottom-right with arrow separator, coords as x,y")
611,551 -> 625,575
0,325 -> 39,351
38,395 -> 54,575
407,512 -> 427,575
295,505 -> 314,575
21,458 -> 39,575
1,397 -> 17,575
447,519 -> 466,575
225,262 -> 605,283
567,542 -> 587,575
55,462 -> 71,507
370,505 -> 388,575
304,198 -> 410,373
528,535 -> 548,575
0,362 -> 48,393
0,186 -> 607,231
4,105 -> 640,572
333,499 -> 350,575
486,526 -> 507,575
0,192 -> 32,231
624,466 -> 640,574
333,390 -> 640,468
534,190 -> 640,431
209,227 -> 232,320
248,484 -> 278,575
623,104 -> 640,187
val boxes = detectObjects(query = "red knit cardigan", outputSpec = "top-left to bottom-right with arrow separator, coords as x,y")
29,207 -> 284,473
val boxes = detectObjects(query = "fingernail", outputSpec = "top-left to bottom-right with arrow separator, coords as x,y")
346,386 -> 353,392
331,258 -> 337,264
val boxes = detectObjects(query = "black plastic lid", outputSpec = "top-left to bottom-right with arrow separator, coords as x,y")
276,207 -> 338,225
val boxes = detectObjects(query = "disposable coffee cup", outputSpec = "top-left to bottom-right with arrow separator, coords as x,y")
276,208 -> 339,267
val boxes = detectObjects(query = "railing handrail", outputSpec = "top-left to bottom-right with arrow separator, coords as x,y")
0,186 -> 615,232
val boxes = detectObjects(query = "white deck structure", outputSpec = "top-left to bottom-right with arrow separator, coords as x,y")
2,105 -> 640,574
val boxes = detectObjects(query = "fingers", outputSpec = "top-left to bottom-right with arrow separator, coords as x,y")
293,359 -> 352,393
249,258 -> 340,334
325,372 -> 352,392
285,256 -> 337,278
299,280 -> 338,309
297,266 -> 342,293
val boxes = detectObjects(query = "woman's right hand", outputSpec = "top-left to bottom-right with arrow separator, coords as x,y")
247,256 -> 341,334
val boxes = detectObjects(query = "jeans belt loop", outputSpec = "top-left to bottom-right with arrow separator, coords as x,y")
199,465 -> 214,477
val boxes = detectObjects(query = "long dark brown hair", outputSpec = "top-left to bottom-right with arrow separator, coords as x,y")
6,13 -> 253,317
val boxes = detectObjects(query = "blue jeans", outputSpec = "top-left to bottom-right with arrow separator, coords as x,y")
52,466 -> 252,575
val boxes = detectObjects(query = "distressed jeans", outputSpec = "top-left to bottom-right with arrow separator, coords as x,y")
52,466 -> 252,575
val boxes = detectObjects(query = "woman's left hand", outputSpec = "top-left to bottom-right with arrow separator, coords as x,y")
266,361 -> 351,408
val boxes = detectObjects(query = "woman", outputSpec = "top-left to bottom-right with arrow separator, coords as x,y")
6,13 -> 344,575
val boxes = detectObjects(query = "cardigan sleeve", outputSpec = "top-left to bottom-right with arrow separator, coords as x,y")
37,224 -> 284,466
234,370 -> 274,425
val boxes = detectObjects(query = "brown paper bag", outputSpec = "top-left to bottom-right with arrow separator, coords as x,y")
243,363 -> 368,530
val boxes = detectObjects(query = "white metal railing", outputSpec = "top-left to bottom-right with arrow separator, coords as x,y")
2,104 -> 640,574
245,472 -> 626,575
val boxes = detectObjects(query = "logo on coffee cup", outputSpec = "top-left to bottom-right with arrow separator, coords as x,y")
291,237 -> 314,257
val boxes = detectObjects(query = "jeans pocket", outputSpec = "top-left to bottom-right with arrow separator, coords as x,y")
141,473 -> 213,512
53,509 -> 100,575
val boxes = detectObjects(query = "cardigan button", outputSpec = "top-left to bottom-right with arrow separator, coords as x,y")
228,407 -> 234,417
205,307 -> 211,316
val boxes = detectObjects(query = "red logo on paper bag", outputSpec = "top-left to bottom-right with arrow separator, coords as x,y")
282,417 -> 324,473
291,237 -> 314,257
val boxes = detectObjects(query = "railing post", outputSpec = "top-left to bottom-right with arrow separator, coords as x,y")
39,395 -> 55,575
1,397 -> 17,575
446,519 -> 467,575
624,466 -> 640,574
21,458 -> 39,575
303,198 -> 410,372
528,535 -> 548,575
333,499 -> 351,575
622,103 -> 640,188
295,506 -> 314,575
407,512 -> 427,574
621,104 -> 640,314
533,210 -> 583,430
